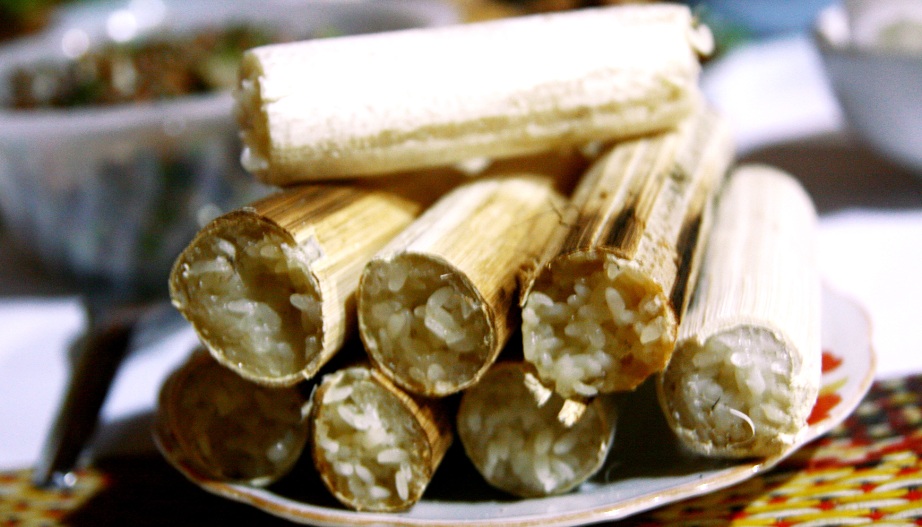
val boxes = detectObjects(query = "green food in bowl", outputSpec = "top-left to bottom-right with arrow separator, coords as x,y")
0,0 -> 457,295
8,24 -> 305,108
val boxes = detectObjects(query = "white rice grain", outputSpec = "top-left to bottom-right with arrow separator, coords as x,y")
377,448 -> 408,464
360,256 -> 490,395
313,368 -> 426,510
174,228 -> 324,381
664,327 -> 798,453
522,256 -> 673,397
458,365 -> 613,498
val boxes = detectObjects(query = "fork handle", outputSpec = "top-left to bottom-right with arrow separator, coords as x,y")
31,307 -> 140,488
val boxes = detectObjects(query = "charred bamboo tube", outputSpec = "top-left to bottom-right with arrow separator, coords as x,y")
657,165 -> 821,458
520,109 -> 734,408
235,3 -> 712,184
169,176 -> 453,387
309,363 -> 453,512
357,175 -> 569,397
457,361 -> 616,498
155,349 -> 310,486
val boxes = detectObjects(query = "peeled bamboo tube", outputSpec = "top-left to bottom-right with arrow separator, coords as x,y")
234,3 -> 713,184
357,174 -> 569,397
457,361 -> 616,498
169,175 -> 455,387
657,165 -> 821,458
521,109 -> 734,409
309,363 -> 453,512
155,350 -> 310,486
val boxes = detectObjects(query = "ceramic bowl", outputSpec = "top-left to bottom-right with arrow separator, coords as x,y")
0,0 -> 457,297
814,2 -> 922,175
690,0 -> 837,38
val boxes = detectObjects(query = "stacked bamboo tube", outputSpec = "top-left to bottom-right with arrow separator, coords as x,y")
156,2 -> 822,514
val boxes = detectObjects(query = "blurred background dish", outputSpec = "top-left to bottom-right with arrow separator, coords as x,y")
814,1 -> 922,176
0,0 -> 457,487
0,0 -> 457,294
686,0 -> 837,39
0,0 -> 64,41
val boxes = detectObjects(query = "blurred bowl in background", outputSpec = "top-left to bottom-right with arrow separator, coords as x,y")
814,2 -> 922,176
0,0 -> 457,298
688,0 -> 837,38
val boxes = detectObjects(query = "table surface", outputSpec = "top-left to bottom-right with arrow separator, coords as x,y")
2,5 -> 922,526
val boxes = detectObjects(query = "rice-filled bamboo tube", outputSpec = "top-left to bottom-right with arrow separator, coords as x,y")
169,175 -> 455,387
155,349 -> 310,486
309,363 -> 453,512
657,164 -> 821,458
457,361 -> 616,498
357,174 -> 569,397
235,3 -> 713,184
521,109 -> 734,406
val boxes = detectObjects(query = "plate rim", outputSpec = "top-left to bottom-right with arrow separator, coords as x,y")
154,282 -> 876,527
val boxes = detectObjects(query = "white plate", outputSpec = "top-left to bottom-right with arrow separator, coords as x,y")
156,284 -> 875,527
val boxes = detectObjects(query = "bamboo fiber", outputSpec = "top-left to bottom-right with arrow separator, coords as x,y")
309,363 -> 453,512
521,109 -> 734,410
169,175 -> 456,387
457,361 -> 617,498
235,3 -> 712,184
357,174 -> 570,397
657,164 -> 821,458
155,349 -> 310,486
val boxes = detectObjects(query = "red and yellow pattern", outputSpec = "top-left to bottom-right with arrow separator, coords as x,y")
621,375 -> 922,526
0,468 -> 107,525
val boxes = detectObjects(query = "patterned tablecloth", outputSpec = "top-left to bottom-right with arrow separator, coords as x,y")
2,374 -> 920,526
622,375 -> 922,526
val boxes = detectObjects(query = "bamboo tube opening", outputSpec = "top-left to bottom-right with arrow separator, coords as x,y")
311,366 -> 448,512
457,362 -> 615,498
522,252 -> 675,398
359,253 -> 492,397
660,327 -> 796,453
157,352 -> 309,486
170,215 -> 323,383
655,164 -> 820,458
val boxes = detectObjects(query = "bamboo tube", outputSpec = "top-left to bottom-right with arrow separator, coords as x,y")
457,361 -> 617,498
357,174 -> 569,397
155,349 -> 310,486
309,363 -> 453,512
454,144 -> 594,195
169,174 -> 457,387
657,164 -> 821,458
520,109 -> 734,414
234,3 -> 712,184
